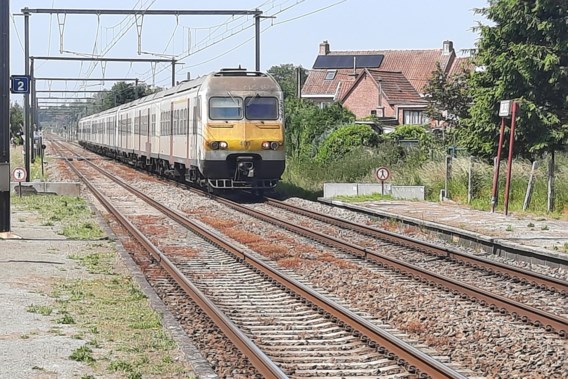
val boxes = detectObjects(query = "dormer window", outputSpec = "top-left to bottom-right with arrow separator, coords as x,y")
324,70 -> 337,80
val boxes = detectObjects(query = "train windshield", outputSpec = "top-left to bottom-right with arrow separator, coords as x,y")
209,96 -> 243,120
244,97 -> 278,120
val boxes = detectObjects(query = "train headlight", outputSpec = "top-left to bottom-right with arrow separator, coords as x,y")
210,141 -> 220,150
262,141 -> 280,150
219,141 -> 228,150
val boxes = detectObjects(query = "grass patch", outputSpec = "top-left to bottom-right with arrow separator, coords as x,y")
69,252 -> 115,275
333,193 -> 394,203
53,251 -> 192,377
11,195 -> 104,240
282,148 -> 568,217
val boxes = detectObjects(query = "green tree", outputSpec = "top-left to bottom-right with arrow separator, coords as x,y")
9,102 -> 24,137
460,0 -> 568,160
284,100 -> 355,159
267,64 -> 308,99
423,62 -> 471,130
89,82 -> 154,113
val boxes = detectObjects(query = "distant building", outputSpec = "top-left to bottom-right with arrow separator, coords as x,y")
301,40 -> 465,125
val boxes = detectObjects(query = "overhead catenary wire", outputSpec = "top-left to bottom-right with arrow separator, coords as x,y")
149,0 -> 343,86
31,0 -> 343,94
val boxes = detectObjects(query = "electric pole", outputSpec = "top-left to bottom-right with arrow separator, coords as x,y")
0,0 -> 10,232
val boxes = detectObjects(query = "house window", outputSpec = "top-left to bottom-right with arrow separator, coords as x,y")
403,110 -> 424,125
324,70 -> 336,80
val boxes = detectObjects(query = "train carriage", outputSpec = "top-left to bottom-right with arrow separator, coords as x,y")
78,68 -> 285,191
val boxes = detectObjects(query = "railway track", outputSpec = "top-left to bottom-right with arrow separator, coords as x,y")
213,196 -> 568,337
50,139 -> 568,377
51,139 -> 474,378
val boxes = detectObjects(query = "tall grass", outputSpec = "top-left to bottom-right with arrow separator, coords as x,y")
10,145 -> 46,181
280,145 -> 568,217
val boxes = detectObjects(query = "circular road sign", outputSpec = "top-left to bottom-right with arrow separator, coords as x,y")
13,167 -> 27,182
375,167 -> 390,182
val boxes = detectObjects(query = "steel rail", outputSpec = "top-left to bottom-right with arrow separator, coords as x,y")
59,142 -> 467,379
266,197 -> 568,294
217,197 -> 568,337
51,141 -> 288,379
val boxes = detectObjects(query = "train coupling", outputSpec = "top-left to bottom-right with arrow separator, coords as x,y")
236,156 -> 255,179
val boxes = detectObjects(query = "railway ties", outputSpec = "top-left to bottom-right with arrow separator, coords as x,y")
232,197 -> 568,337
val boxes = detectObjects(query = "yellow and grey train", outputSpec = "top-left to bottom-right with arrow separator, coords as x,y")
77,68 -> 285,191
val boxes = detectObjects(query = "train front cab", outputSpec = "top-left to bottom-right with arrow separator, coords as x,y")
199,71 -> 285,190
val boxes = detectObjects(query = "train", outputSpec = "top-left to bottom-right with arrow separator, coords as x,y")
77,68 -> 285,192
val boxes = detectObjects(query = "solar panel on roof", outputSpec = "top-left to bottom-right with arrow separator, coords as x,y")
313,54 -> 384,69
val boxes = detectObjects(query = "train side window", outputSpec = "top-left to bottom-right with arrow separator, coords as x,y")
209,96 -> 243,120
245,96 -> 278,120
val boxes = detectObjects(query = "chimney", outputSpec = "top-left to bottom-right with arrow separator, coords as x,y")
319,40 -> 330,55
442,40 -> 454,55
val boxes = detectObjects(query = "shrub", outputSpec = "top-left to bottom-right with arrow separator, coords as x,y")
315,124 -> 382,164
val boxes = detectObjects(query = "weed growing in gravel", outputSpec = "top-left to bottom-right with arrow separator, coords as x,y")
57,313 -> 76,324
70,345 -> 95,363
26,304 -> 53,316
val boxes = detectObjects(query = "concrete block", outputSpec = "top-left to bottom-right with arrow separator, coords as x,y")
323,182 -> 425,200
323,183 -> 358,198
357,183 -> 391,196
392,185 -> 425,200
10,182 -> 81,196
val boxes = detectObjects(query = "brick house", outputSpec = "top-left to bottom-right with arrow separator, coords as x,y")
301,40 -> 460,125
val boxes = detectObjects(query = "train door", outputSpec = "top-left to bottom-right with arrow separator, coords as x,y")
126,112 -> 132,152
137,109 -> 142,154
169,102 -> 174,166
145,108 -> 151,164
186,97 -> 191,168
118,114 -> 123,151
150,105 -> 158,162
193,96 -> 201,162
159,103 -> 168,159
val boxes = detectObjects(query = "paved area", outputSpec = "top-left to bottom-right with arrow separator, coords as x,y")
320,198 -> 568,263
0,210 -> 97,379
0,205 -> 209,379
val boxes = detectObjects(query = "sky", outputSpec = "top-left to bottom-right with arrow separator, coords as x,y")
8,0 -> 489,101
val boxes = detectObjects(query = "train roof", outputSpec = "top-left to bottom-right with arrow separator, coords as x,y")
79,68 -> 274,120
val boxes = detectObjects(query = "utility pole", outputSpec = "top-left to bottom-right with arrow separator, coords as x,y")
24,9 -> 31,182
0,0 -> 10,232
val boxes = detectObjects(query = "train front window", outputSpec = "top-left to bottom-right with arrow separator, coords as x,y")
245,96 -> 278,120
209,96 -> 243,120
